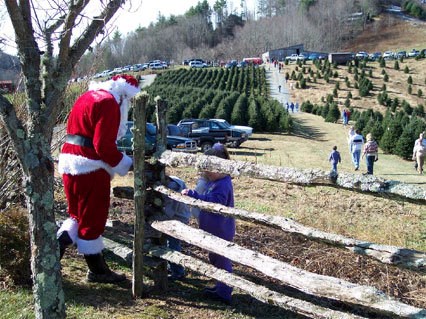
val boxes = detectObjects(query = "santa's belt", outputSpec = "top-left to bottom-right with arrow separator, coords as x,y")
65,134 -> 94,148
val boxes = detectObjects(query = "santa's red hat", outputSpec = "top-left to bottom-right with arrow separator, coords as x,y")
89,74 -> 140,102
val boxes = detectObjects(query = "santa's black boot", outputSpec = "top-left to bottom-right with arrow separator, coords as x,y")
84,253 -> 126,284
58,231 -> 73,260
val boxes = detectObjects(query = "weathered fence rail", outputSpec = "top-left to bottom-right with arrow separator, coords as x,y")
113,173 -> 426,272
158,151 -> 426,203
152,185 -> 426,272
151,220 -> 425,319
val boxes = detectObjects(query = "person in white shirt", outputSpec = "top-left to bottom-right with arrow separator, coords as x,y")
350,129 -> 364,171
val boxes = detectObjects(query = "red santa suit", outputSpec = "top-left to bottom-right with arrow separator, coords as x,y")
57,75 -> 138,255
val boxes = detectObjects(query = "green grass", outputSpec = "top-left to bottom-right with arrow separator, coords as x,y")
0,288 -> 34,319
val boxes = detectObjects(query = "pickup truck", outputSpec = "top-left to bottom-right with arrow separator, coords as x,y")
285,54 -> 306,62
177,119 -> 248,152
117,122 -> 198,155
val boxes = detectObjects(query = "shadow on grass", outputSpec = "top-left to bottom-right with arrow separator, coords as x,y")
291,117 -> 327,141
248,137 -> 272,141
230,146 -> 275,157
154,276 -> 310,319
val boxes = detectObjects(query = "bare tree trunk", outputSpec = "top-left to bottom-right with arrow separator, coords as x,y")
2,2 -> 128,318
24,146 -> 65,318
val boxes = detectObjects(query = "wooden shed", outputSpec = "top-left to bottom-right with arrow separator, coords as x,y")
268,44 -> 304,62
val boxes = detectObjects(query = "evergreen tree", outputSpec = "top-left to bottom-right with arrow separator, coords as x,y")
325,103 -> 340,123
379,118 -> 403,154
231,93 -> 248,124
394,60 -> 400,70
247,97 -> 264,131
321,104 -> 330,119
395,124 -> 417,159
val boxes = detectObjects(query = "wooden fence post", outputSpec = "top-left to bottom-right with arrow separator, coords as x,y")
147,96 -> 168,290
132,92 -> 148,298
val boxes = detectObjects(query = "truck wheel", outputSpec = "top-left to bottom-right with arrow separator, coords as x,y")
229,141 -> 240,148
200,141 -> 213,152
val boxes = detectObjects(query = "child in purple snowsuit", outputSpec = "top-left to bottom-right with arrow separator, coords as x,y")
181,143 -> 235,304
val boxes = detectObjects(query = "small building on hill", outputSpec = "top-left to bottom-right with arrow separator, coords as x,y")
268,44 -> 305,62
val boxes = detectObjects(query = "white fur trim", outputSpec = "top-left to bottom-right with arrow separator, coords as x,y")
76,236 -> 105,255
58,153 -> 115,178
117,98 -> 130,140
89,77 -> 139,101
57,218 -> 78,244
113,153 -> 133,176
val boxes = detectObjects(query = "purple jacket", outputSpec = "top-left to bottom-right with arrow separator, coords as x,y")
186,175 -> 235,241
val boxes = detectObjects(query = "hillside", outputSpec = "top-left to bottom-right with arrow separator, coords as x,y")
285,12 -> 426,117
343,12 -> 426,53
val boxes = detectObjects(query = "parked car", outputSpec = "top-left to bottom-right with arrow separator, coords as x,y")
285,54 -> 305,62
237,61 -> 248,68
224,60 -> 238,68
383,51 -> 394,60
131,64 -> 147,71
189,61 -> 207,68
149,62 -> 166,70
355,51 -> 369,59
117,122 -> 198,155
408,49 -> 420,58
177,118 -> 248,150
108,67 -> 123,76
368,52 -> 382,61
214,119 -> 253,137
395,51 -> 407,59
307,53 -> 325,61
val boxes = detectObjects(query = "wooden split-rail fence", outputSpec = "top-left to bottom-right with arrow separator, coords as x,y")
110,93 -> 426,319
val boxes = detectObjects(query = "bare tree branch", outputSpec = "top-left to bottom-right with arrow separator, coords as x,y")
0,95 -> 26,165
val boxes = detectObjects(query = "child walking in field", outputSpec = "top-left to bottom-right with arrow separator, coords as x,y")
329,145 -> 341,174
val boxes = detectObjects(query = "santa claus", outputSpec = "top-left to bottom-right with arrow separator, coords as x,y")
57,74 -> 139,283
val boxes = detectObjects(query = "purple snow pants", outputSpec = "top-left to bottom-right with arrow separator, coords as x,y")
199,211 -> 236,301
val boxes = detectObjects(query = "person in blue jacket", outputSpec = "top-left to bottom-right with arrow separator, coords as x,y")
181,143 -> 235,304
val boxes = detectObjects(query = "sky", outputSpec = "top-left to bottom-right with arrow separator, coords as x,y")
1,0 -> 257,55
116,0 -> 257,35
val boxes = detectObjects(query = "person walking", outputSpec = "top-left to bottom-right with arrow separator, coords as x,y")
328,146 -> 341,174
56,74 -> 138,283
181,143 -> 235,304
278,84 -> 281,93
342,109 -> 348,126
412,133 -> 426,174
350,129 -> 364,171
362,133 -> 379,175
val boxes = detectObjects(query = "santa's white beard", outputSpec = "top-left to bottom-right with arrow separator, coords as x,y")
117,98 -> 130,140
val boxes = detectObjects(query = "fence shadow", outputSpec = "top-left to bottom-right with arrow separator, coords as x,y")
229,147 -> 275,157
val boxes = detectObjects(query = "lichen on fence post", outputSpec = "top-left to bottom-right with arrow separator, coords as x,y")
150,96 -> 168,290
132,92 -> 148,298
